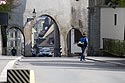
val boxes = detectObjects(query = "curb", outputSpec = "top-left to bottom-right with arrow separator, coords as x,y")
0,56 -> 23,82
86,58 -> 125,67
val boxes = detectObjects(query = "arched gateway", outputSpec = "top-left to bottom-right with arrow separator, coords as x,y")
24,14 -> 61,57
6,27 -> 25,56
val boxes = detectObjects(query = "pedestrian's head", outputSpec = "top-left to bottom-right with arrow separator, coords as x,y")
82,32 -> 87,37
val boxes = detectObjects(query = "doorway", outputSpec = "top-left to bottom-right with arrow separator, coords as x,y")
33,15 -> 61,57
67,28 -> 82,56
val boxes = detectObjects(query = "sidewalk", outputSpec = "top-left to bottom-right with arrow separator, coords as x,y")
0,56 -> 22,82
86,56 -> 125,66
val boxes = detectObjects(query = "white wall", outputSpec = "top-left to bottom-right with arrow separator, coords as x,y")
101,8 -> 125,48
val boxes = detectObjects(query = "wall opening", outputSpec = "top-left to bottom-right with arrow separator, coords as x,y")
6,27 -> 25,56
67,28 -> 82,57
114,14 -> 117,26
33,15 -> 61,57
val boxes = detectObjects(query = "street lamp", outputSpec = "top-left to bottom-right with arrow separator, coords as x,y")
32,8 -> 36,18
31,8 -> 37,52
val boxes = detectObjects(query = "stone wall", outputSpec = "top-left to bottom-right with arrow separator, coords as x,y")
23,0 -> 72,56
71,0 -> 88,33
9,0 -> 26,27
88,0 -> 101,55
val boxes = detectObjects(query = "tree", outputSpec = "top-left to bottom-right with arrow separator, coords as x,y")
117,0 -> 125,7
112,0 -> 125,7
0,0 -> 13,12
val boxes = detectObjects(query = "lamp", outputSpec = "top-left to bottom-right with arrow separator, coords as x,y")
32,8 -> 36,18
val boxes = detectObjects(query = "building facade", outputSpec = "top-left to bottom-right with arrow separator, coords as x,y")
4,0 -> 88,56
88,0 -> 125,56
23,0 -> 88,56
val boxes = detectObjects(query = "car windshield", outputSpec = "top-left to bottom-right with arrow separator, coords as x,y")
40,48 -> 51,52
44,50 -> 50,52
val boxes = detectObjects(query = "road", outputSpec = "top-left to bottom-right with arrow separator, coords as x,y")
14,57 -> 125,83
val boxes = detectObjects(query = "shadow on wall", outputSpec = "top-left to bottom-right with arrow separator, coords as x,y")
10,0 -> 26,27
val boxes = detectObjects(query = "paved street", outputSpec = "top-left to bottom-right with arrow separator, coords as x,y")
0,56 -> 125,83
14,57 -> 125,83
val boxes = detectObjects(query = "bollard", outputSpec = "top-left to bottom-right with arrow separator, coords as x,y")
7,69 -> 35,83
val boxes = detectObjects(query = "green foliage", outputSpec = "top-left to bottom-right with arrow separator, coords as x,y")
117,0 -> 125,7
103,38 -> 125,57
112,0 -> 125,7
0,0 -> 12,12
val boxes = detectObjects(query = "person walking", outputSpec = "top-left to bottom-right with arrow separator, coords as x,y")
31,48 -> 36,57
79,32 -> 88,61
11,47 -> 17,56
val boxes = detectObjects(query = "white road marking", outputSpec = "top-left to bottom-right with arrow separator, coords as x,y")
0,56 -> 22,82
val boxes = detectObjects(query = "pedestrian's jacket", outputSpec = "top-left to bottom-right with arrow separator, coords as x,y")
79,37 -> 88,48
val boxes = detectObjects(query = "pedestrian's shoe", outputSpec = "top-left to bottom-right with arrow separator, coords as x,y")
80,59 -> 86,62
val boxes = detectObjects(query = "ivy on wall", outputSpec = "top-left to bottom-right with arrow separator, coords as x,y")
117,0 -> 125,7
103,38 -> 125,57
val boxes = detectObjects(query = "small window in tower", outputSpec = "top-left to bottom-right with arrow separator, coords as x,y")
114,14 -> 117,26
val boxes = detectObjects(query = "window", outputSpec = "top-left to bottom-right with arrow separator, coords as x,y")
49,38 -> 54,45
10,33 -> 13,38
10,41 -> 13,47
114,14 -> 117,26
124,27 -> 125,40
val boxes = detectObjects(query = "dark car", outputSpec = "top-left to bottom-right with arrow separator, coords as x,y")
37,47 -> 53,57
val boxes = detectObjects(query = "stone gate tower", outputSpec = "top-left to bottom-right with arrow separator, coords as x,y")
7,0 -> 88,56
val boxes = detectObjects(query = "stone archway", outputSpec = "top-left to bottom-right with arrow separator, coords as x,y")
6,27 -> 25,56
67,28 -> 82,56
32,14 -> 61,57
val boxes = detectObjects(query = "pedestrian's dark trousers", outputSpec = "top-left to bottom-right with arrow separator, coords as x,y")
13,53 -> 16,56
80,47 -> 86,61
